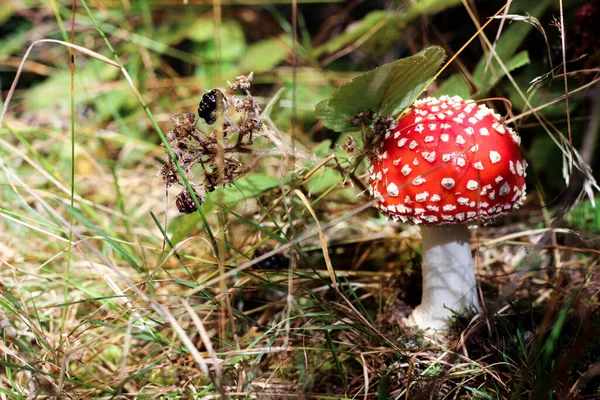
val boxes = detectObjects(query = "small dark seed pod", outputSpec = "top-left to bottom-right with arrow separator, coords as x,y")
176,189 -> 199,214
198,89 -> 219,125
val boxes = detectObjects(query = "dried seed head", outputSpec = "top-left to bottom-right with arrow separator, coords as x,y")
228,72 -> 254,91
348,109 -> 375,126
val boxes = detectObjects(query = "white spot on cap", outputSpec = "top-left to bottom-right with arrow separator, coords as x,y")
387,183 -> 399,197
401,164 -> 412,176
398,138 -> 408,147
456,135 -> 466,145
495,176 -> 503,184
465,127 -> 475,135
489,151 -> 501,164
509,160 -> 516,175
516,160 -> 524,176
428,124 -> 437,131
424,136 -> 435,143
405,195 -> 412,204
493,122 -> 506,134
437,113 -> 446,120
422,151 -> 436,162
442,154 -> 451,162
412,176 -> 426,186
414,208 -> 425,215
468,117 -> 478,125
430,194 -> 441,202
441,134 -> 449,142
457,197 -> 469,205
392,158 -> 402,166
415,124 -> 425,133
441,178 -> 455,189
409,140 -> 418,149
394,130 -> 401,139
443,204 -> 457,212
457,157 -> 466,167
423,215 -> 439,223
415,192 -> 429,202
470,144 -> 479,152
466,180 -> 479,190
426,205 -> 439,212
412,158 -> 419,166
499,182 -> 510,196
480,127 -> 490,136
467,211 -> 477,218
387,205 -> 397,213
474,161 -> 484,170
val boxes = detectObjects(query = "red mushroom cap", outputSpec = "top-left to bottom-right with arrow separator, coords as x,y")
368,95 -> 527,225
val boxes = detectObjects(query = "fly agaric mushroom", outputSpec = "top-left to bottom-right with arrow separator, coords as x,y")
368,95 -> 527,330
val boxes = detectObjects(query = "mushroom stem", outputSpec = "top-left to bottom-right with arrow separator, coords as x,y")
409,224 -> 481,330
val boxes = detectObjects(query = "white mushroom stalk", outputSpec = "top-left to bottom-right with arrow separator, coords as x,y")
368,96 -> 526,331
409,224 -> 480,330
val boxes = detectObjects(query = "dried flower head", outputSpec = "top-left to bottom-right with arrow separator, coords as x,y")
159,75 -> 267,214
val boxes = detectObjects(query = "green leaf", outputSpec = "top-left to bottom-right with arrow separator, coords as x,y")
473,0 -> 551,93
312,139 -> 332,158
476,50 -> 531,96
437,74 -> 472,98
306,168 -> 342,194
189,19 -> 246,62
210,173 -> 281,206
315,46 -> 446,132
239,36 -> 289,73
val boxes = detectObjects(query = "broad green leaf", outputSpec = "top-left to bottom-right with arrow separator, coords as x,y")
306,168 -> 342,194
26,59 -> 120,111
315,46 -> 446,132
436,74 -> 472,98
312,139 -> 332,158
477,50 -> 531,96
189,18 -> 246,62
211,173 -> 281,206
239,36 -> 289,73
